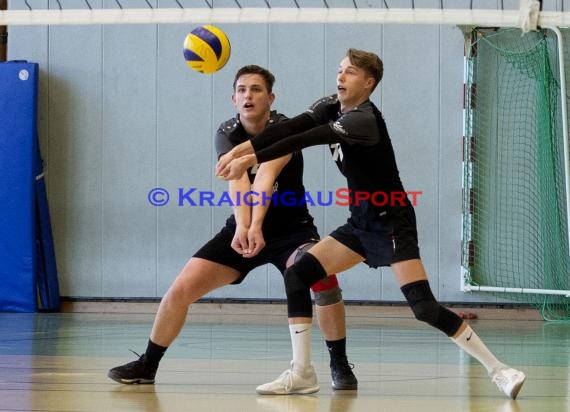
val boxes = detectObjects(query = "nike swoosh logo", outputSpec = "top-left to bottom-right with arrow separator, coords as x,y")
295,329 -> 308,334
466,331 -> 473,341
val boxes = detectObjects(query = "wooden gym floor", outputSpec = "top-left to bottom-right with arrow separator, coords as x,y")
0,303 -> 568,412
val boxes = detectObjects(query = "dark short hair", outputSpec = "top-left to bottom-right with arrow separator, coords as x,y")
346,48 -> 383,93
233,65 -> 276,93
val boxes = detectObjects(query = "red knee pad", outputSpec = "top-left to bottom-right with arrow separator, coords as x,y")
311,274 -> 339,292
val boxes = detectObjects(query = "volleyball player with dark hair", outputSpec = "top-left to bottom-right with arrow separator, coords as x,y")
108,64 -> 358,394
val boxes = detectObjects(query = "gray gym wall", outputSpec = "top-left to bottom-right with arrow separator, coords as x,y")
8,0 -> 530,304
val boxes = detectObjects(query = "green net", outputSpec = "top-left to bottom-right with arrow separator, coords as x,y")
462,28 -> 570,321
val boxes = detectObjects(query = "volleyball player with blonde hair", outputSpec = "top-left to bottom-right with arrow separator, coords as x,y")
217,49 -> 526,399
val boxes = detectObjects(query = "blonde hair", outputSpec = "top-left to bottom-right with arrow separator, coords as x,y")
346,48 -> 383,93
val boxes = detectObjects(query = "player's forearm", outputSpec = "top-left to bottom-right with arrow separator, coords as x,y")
254,123 -> 340,163
250,200 -> 270,231
232,203 -> 251,228
249,155 -> 291,230
229,178 -> 251,228
250,179 -> 275,230
231,140 -> 254,158
250,113 -> 315,153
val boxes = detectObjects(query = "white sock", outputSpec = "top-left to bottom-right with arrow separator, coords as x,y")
451,324 -> 504,374
289,323 -> 312,368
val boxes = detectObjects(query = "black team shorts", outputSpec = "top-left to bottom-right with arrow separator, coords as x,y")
193,221 -> 320,284
330,205 -> 421,268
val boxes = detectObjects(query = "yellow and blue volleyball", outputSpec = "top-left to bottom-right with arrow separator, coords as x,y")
183,25 -> 231,74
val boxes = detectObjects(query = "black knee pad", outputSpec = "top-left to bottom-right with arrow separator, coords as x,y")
401,280 -> 462,337
284,264 -> 313,318
294,242 -> 316,264
409,300 -> 440,324
284,253 -> 327,318
284,252 -> 327,294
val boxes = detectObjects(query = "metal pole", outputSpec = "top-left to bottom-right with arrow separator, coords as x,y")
548,26 -> 570,255
464,284 -> 570,298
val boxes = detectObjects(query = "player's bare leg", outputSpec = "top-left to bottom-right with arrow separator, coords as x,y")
392,259 -> 526,399
108,259 -> 240,384
256,241 -> 358,394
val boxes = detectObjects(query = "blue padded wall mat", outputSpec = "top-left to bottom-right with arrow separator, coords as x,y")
0,61 -> 39,312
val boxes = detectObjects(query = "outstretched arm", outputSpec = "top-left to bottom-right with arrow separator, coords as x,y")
254,123 -> 339,163
228,172 -> 254,255
216,113 -> 316,177
216,115 -> 342,180
243,154 -> 292,258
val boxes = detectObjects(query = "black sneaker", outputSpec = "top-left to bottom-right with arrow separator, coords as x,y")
107,352 -> 157,384
330,357 -> 358,390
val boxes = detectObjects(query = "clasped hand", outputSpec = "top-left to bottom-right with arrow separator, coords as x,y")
215,149 -> 256,180
231,225 -> 266,258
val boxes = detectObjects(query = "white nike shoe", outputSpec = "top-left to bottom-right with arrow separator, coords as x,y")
256,361 -> 320,395
490,365 -> 526,399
